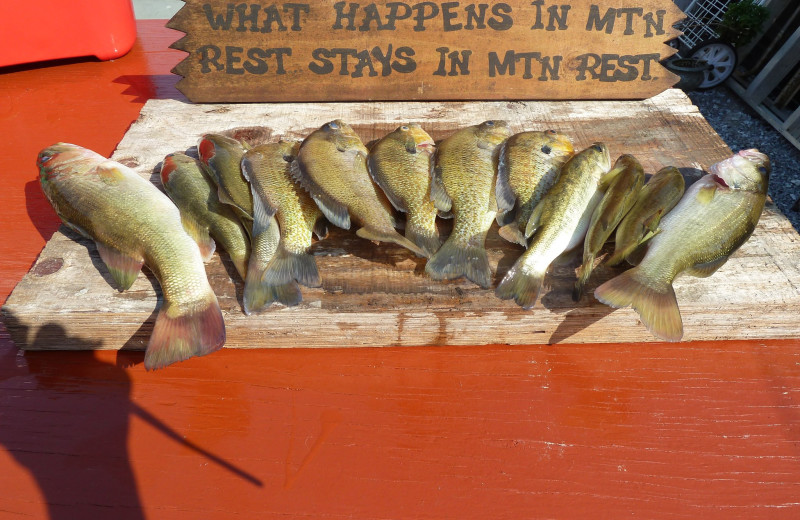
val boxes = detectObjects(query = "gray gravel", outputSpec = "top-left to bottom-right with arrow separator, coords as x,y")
687,85 -> 800,231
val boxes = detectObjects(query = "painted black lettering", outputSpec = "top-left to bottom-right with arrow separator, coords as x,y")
198,45 -> 224,73
598,53 -> 619,81
442,2 -> 462,31
489,3 -> 513,31
392,46 -> 417,72
235,3 -> 260,32
226,46 -> 245,74
433,46 -> 449,76
574,53 -> 600,80
270,47 -> 291,74
586,5 -> 615,33
464,4 -> 487,29
244,48 -> 269,74
360,4 -> 388,31
539,55 -> 561,80
488,50 -> 515,76
616,8 -> 643,35
411,2 -> 439,32
332,2 -> 359,30
613,55 -> 638,81
643,10 -> 666,37
283,3 -> 310,31
203,3 -> 235,30
331,48 -> 358,75
352,49 -> 379,77
639,53 -> 660,80
546,5 -> 569,31
530,0 -> 544,30
515,52 -> 541,79
309,48 -> 334,74
261,5 -> 287,32
385,2 -> 412,29
371,45 -> 393,75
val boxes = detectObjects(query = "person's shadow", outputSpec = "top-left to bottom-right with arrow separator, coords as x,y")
0,311 -> 261,520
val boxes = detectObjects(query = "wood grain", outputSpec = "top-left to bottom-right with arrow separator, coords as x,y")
4,90 -> 800,350
168,0 -> 683,102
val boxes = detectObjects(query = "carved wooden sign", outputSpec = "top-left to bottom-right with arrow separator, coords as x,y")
167,1 -> 684,102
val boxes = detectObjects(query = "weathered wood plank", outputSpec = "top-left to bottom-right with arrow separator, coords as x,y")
5,91 -> 800,350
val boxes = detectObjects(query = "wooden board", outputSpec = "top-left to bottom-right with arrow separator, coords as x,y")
4,90 -> 800,350
168,0 -> 683,102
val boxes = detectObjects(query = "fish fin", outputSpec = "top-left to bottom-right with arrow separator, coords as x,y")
180,215 -> 216,262
495,263 -> 545,310
430,164 -> 452,213
686,256 -> 728,278
64,221 -> 93,240
624,244 -> 648,266
495,141 -> 516,212
356,227 -> 428,258
251,189 -> 278,239
405,221 -> 442,257
594,268 -> 683,342
642,210 -> 664,233
289,159 -> 351,230
366,154 -> 408,212
498,223 -> 528,247
697,184 -> 717,204
94,162 -> 127,184
313,218 -> 329,240
244,280 -> 302,314
495,208 -> 516,227
262,245 -> 321,288
425,238 -> 491,288
597,163 -> 625,191
525,203 -> 544,238
95,242 -> 144,291
573,253 -> 596,301
144,295 -> 225,370
437,209 -> 454,219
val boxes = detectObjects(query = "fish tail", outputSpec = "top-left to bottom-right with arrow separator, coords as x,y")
356,227 -> 428,258
425,238 -> 491,289
263,245 -> 321,288
495,263 -> 545,310
572,253 -> 596,301
145,294 -> 225,370
243,276 -> 303,314
594,267 -> 682,341
405,221 -> 442,258
498,223 -> 528,248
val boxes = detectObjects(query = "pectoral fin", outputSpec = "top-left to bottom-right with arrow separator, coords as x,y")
687,256 -> 729,278
430,164 -> 452,213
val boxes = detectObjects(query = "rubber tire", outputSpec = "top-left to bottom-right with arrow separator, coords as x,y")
689,39 -> 738,89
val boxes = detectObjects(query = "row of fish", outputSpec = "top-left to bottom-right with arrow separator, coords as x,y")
36,120 -> 770,369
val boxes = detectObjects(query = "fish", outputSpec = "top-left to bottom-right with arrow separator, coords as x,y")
160,152 -> 251,280
605,166 -> 685,267
291,120 -> 426,257
594,149 -> 770,342
37,143 -> 225,370
426,120 -> 513,288
495,143 -> 612,309
197,133 -> 254,228
241,141 -> 326,311
573,154 -> 645,300
495,130 -> 574,247
367,123 -> 441,257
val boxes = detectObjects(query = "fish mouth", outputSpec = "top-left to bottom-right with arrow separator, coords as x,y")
417,141 -> 435,154
710,174 -> 729,188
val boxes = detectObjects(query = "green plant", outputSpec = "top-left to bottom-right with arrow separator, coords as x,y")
716,0 -> 771,47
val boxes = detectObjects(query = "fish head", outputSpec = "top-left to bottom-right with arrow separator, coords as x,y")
276,139 -> 301,162
159,152 -> 196,186
319,120 -> 366,153
37,143 -> 104,181
475,120 -> 513,147
524,130 -> 574,163
709,149 -> 770,194
390,123 -> 435,155
197,133 -> 243,167
584,142 -> 612,175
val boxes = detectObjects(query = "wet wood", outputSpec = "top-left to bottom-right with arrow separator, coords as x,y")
167,0 -> 683,102
4,90 -> 800,350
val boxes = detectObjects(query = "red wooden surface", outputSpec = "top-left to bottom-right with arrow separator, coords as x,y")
2,20 -> 800,519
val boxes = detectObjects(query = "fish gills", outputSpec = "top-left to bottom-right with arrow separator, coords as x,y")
496,130 -> 574,247
292,120 -> 426,257
197,133 -> 254,228
606,166 -> 685,267
573,154 -> 644,300
37,143 -> 224,370
368,123 -> 441,256
496,144 -> 612,308
595,149 -> 770,341
161,152 -> 251,280
241,141 -> 323,311
425,120 -> 513,288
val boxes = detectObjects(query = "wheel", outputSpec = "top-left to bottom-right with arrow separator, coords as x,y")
689,39 -> 737,89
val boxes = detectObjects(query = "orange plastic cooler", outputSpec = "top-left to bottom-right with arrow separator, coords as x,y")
0,0 -> 137,67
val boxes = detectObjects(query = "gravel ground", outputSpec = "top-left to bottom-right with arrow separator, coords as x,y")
687,85 -> 800,231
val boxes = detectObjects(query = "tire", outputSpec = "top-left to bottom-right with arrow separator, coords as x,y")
689,39 -> 738,89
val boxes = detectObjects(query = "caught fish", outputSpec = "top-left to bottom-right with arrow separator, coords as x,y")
37,143 -> 225,370
367,123 -> 441,256
605,166 -> 685,267
496,144 -> 612,308
573,154 -> 644,300
495,130 -> 574,247
292,120 -> 425,257
241,141 -> 325,311
426,120 -> 513,288
160,152 -> 250,280
594,149 -> 770,341
197,133 -> 253,227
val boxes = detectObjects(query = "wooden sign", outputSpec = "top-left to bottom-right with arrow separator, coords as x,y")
167,1 -> 684,102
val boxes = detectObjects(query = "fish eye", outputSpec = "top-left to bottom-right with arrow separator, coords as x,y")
401,125 -> 409,131
592,144 -> 604,153
485,121 -> 494,126
283,155 -> 294,162
541,145 -> 552,154
329,121 -> 339,130
546,129 -> 556,135
758,166 -> 767,174
40,155 -> 53,163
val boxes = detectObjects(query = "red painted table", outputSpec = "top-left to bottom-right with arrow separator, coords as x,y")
2,20 -> 799,519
